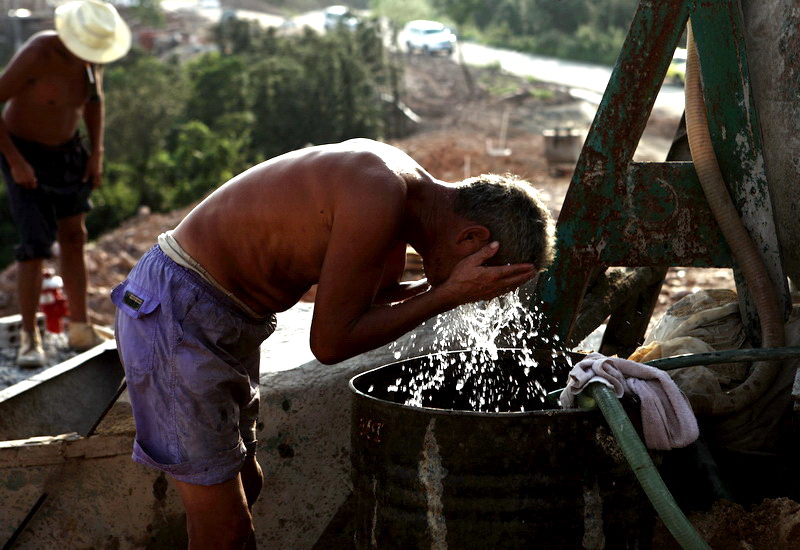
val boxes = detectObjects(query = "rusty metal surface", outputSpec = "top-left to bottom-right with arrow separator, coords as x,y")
605,162 -> 732,266
350,350 -> 655,549
740,0 -> 800,287
533,0 -> 692,343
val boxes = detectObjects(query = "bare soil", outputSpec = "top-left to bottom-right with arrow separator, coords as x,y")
652,498 -> 800,549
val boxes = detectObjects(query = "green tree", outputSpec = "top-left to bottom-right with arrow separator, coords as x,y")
126,0 -> 167,28
185,52 -> 252,130
370,0 -> 438,27
164,120 -> 248,206
102,50 -> 188,210
430,0 -> 637,64
223,20 -> 397,159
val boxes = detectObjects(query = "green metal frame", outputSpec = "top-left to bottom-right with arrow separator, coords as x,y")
531,0 -> 788,349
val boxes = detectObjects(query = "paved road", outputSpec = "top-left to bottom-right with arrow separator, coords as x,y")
459,42 -> 685,119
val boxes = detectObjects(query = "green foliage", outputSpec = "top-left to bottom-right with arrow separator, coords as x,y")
79,15 -> 401,246
103,51 -> 187,175
127,0 -> 167,28
216,19 -> 396,159
213,17 -> 280,55
431,0 -> 637,65
185,52 -> 252,129
478,65 -> 522,97
530,88 -> 554,100
85,170 -> 142,237
163,120 -> 248,206
370,0 -> 439,28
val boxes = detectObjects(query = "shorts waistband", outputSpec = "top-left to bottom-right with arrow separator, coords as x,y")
155,234 -> 268,321
10,132 -> 84,153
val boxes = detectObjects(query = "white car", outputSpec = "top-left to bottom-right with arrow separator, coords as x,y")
402,20 -> 456,56
324,5 -> 359,31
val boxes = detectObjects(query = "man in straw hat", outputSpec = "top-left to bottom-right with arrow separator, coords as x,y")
0,0 -> 131,366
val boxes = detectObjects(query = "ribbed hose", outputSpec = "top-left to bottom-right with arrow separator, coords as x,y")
684,22 -> 785,415
589,383 -> 711,550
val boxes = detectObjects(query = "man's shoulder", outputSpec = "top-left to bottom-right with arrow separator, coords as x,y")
26,31 -> 59,48
17,31 -> 60,60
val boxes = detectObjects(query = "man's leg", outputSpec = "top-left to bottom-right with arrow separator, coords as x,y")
17,258 -> 44,332
240,454 -> 264,510
56,212 -> 88,324
173,475 -> 257,550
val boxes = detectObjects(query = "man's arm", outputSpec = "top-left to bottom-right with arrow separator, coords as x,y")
0,39 -> 40,188
374,279 -> 431,305
309,176 -> 536,364
371,241 -> 430,305
82,64 -> 104,189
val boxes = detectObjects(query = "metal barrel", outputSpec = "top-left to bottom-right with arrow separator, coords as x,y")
350,348 -> 654,549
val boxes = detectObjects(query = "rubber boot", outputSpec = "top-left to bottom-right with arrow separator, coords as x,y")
68,322 -> 113,352
17,327 -> 46,368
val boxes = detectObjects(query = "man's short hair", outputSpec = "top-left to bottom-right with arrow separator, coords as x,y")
454,174 -> 555,268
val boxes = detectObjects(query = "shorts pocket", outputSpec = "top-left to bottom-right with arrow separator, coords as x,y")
112,280 -> 161,376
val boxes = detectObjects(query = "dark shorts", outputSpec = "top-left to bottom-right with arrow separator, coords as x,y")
111,246 -> 277,486
1,133 -> 92,261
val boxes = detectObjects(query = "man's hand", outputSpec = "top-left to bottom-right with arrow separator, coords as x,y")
436,242 -> 538,307
84,154 -> 103,189
10,158 -> 36,189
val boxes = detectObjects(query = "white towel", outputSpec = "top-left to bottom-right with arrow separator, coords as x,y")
559,352 -> 699,450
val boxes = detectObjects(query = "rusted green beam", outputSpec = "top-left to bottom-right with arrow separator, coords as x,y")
532,0 -> 787,348
532,0 -> 693,343
602,162 -> 732,266
541,161 -> 732,269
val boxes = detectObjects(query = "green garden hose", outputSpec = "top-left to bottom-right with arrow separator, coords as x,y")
589,383 -> 711,550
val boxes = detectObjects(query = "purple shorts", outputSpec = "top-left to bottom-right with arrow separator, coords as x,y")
111,245 -> 277,486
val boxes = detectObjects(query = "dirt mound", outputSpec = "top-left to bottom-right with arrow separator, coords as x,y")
0,206 -> 192,327
653,498 -> 800,549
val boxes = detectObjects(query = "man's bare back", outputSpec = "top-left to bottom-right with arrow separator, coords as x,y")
173,139 -> 433,314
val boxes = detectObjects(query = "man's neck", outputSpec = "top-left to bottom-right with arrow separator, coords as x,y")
403,180 -> 454,256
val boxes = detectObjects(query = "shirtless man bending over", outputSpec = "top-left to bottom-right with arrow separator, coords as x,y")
112,138 -> 555,549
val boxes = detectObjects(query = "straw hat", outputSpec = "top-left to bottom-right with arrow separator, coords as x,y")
55,0 -> 131,64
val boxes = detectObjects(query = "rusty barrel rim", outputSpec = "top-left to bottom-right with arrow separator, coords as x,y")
349,347 -> 585,416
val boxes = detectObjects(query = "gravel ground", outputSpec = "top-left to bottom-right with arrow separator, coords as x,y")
0,332 -> 80,392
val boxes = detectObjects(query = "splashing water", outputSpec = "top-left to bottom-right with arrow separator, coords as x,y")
383,290 -> 574,413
